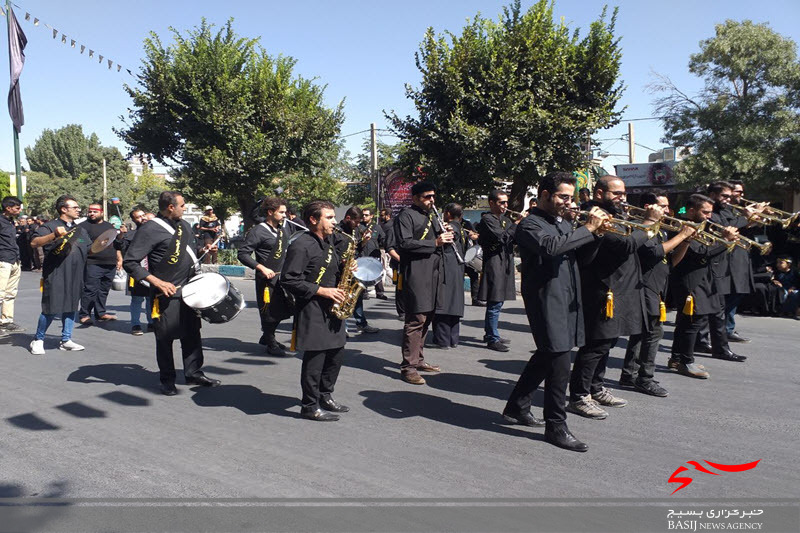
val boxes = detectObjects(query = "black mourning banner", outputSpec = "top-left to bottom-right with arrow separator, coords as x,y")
7,6 -> 27,133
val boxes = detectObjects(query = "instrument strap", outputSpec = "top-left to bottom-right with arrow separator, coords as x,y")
152,217 -> 199,265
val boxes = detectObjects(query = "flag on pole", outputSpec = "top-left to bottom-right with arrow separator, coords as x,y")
7,6 -> 27,133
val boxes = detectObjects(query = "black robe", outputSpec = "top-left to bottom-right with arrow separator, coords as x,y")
37,219 -> 91,315
476,212 -> 516,302
123,215 -> 200,341
359,221 -> 385,259
516,209 -> 596,353
280,232 -> 345,351
671,238 -> 730,315
638,230 -> 670,317
578,215 -> 649,340
117,227 -> 150,297
237,221 -> 292,322
435,220 -> 466,317
713,206 -> 755,295
395,205 -> 442,314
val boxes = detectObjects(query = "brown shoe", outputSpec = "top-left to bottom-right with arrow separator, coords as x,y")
79,316 -> 92,325
417,362 -> 440,372
401,373 -> 426,385
98,314 -> 117,321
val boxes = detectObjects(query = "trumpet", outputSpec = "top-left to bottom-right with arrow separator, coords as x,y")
705,221 -> 773,255
621,203 -> 706,235
733,199 -> 800,229
502,208 -> 525,220
571,208 -> 659,238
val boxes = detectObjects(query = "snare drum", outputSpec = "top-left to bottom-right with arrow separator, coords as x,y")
464,245 -> 483,272
181,272 -> 245,323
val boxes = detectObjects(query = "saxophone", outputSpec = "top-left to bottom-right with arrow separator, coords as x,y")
331,227 -> 366,319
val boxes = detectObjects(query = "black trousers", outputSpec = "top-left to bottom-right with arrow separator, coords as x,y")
621,315 -> 662,383
672,312 -> 712,365
696,295 -> 731,354
80,263 -> 115,319
570,337 -> 617,400
301,347 -> 344,410
431,314 -> 460,347
375,279 -> 385,298
155,326 -> 204,385
466,267 -> 480,301
505,349 -> 571,425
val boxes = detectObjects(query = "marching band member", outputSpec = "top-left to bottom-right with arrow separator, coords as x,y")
360,208 -> 388,300
237,197 -> 293,355
427,203 -> 467,349
504,172 -> 607,452
334,207 -> 379,334
477,190 -> 518,352
123,191 -> 219,396
280,201 -> 349,421
395,182 -> 448,385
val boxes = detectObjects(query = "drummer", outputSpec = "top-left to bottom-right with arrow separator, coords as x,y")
123,191 -> 219,396
237,196 -> 293,356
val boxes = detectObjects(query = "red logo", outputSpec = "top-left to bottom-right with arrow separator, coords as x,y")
668,460 -> 761,494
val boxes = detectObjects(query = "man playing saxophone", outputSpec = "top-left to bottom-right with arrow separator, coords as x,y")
280,201 -> 349,421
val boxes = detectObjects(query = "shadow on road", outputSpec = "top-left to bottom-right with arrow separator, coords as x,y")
479,358 -> 527,375
358,389 -> 543,441
424,372 -> 519,402
68,363 -> 160,392
190,384 -> 299,417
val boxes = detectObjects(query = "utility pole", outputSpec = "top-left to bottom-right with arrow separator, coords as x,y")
628,122 -> 635,164
370,123 -> 379,209
102,158 -> 107,220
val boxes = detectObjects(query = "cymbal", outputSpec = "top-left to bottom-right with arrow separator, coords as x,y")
90,228 -> 118,254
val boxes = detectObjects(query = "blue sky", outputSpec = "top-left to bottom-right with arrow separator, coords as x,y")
2,0 -> 799,176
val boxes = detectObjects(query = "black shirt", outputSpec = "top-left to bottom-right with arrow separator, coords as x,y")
123,216 -> 198,286
0,214 -> 19,263
78,219 -> 118,265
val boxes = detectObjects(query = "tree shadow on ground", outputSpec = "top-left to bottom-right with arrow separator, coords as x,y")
358,389 -> 543,441
423,372 -> 522,402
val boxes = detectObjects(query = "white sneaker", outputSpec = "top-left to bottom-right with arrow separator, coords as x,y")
59,340 -> 85,351
29,339 -> 45,355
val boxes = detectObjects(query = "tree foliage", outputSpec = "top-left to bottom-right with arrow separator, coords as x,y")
23,124 -> 147,217
0,170 -> 11,199
387,0 -> 623,209
119,19 -> 346,226
339,139 -> 410,209
651,20 -> 800,193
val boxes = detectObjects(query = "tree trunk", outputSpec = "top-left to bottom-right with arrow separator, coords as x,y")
509,176 -> 530,213
238,193 -> 258,233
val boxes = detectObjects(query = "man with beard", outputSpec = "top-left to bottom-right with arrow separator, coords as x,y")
395,182 -> 449,385
281,201 -> 349,421
503,172 -> 608,451
670,194 -> 739,378
237,197 -> 294,355
333,206 -> 379,335
568,176 -> 660,420
123,191 -> 220,395
116,207 -> 153,335
724,180 -> 758,342
29,195 -> 90,354
360,208 -> 388,300
78,203 -> 122,324
477,190 -> 518,352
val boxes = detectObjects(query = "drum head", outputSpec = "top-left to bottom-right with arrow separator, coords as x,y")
181,273 -> 229,309
464,245 -> 483,271
354,257 -> 383,285
90,228 -> 118,254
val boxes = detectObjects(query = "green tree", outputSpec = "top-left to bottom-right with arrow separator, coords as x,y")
24,124 -> 137,215
340,139 -> 409,209
119,19 -> 345,227
387,0 -> 623,209
0,170 -> 11,200
651,20 -> 800,193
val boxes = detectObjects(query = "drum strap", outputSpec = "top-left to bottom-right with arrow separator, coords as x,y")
151,217 -> 199,265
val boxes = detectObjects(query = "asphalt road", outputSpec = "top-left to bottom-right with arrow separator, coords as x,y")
1,270 -> 798,505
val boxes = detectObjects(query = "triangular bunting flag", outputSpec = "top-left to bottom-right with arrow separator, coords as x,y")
52,28 -> 57,39
24,12 -> 29,20
70,39 -> 75,48
33,18 -> 38,26
98,54 -> 103,63
80,44 -> 85,54
61,34 -> 66,44
0,7 -> 6,17
117,65 -> 121,72
89,49 -> 94,58
107,59 -> 112,69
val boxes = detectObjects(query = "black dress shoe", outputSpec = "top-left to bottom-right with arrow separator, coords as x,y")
301,408 -> 340,421
618,375 -> 636,389
502,411 -> 545,427
694,342 -> 713,354
728,331 -> 750,343
258,334 -> 271,346
499,337 -> 511,345
320,397 -> 350,413
186,374 -> 222,387
472,300 -> 487,307
487,341 -> 509,352
160,383 -> 178,396
545,424 -> 588,452
267,344 -> 287,356
424,343 -> 449,350
376,294 -> 389,300
713,350 -> 747,362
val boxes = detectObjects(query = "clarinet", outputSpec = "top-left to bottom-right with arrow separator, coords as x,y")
431,203 -> 465,265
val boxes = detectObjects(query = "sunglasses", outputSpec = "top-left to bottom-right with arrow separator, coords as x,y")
421,194 -> 436,199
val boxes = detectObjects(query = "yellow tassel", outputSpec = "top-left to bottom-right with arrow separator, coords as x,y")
397,273 -> 403,291
129,275 -> 135,287
290,327 -> 297,352
151,296 -> 161,319
40,278 -> 44,292
261,286 -> 271,312
682,295 -> 694,316
392,269 -> 398,283
605,290 -> 614,319
659,300 -> 667,322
